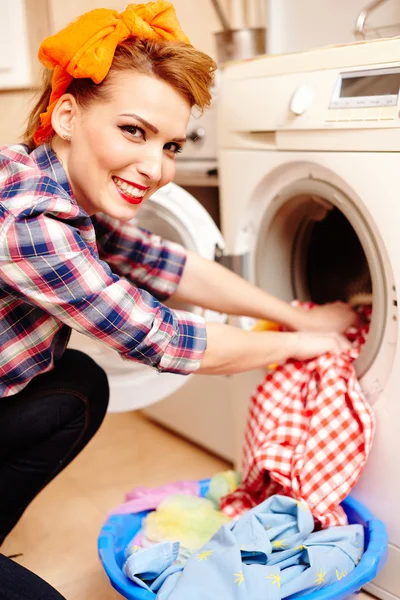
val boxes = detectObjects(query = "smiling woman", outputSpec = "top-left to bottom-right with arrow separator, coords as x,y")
0,2 -> 360,599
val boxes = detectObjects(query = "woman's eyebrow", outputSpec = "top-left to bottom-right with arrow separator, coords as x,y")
120,113 -> 186,142
120,113 -> 159,134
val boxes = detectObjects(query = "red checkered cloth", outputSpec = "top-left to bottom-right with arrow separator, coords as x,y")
221,304 -> 375,528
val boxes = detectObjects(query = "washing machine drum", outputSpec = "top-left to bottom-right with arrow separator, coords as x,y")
254,185 -> 387,378
68,183 -> 225,412
304,208 -> 372,305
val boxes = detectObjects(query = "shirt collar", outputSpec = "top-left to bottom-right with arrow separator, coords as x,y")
29,143 -> 75,198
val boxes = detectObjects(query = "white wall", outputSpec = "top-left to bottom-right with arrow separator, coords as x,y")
0,0 -> 50,145
267,0 -> 400,54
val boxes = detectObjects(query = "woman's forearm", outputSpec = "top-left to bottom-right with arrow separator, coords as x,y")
197,323 -> 349,375
174,250 -> 305,330
175,251 -> 360,334
197,323 -> 296,374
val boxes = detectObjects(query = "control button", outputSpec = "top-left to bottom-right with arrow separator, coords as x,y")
364,108 -> 380,120
351,109 -> 366,121
336,109 -> 353,121
187,127 -> 206,142
325,110 -> 338,122
379,106 -> 397,120
290,85 -> 314,116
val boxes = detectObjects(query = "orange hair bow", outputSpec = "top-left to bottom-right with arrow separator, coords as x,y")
33,2 -> 190,145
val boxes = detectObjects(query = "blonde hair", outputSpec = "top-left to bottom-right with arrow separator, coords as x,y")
24,38 -> 216,149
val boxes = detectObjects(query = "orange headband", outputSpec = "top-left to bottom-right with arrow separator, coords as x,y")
33,1 -> 190,145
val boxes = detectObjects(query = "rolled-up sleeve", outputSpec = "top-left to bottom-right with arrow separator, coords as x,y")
92,212 -> 187,302
1,212 -> 207,375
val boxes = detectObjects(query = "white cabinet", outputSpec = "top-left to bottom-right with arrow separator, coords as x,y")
0,0 -> 31,89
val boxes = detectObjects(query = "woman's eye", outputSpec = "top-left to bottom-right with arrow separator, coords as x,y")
119,125 -> 146,140
164,142 -> 183,154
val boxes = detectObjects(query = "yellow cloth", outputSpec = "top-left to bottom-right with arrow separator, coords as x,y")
206,470 -> 241,509
142,495 -> 231,560
251,319 -> 280,332
33,2 -> 190,145
252,319 -> 281,369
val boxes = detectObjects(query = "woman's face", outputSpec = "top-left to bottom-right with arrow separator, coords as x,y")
58,70 -> 191,219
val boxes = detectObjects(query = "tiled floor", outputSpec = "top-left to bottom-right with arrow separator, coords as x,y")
2,411 -> 379,599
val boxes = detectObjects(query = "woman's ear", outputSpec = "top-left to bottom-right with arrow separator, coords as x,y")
51,93 -> 77,140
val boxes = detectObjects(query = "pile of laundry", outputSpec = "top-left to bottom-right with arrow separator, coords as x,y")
121,491 -> 363,599
111,303 -> 374,598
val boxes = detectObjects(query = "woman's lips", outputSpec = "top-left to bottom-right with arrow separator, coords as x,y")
116,177 -> 149,191
113,180 -> 145,205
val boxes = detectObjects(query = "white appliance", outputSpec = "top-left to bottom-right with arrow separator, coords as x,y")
174,98 -> 219,186
174,76 -> 220,187
217,37 -> 400,599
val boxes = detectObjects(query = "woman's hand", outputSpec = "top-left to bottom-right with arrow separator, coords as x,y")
290,330 -> 351,361
295,301 -> 361,334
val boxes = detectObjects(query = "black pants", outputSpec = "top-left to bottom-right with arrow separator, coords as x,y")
0,349 -> 109,599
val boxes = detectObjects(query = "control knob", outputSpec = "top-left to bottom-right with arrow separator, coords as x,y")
289,85 -> 313,116
187,127 -> 205,142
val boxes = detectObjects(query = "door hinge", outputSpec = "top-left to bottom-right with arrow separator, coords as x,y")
215,245 -> 250,279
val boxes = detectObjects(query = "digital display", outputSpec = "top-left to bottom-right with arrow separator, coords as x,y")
340,73 -> 400,98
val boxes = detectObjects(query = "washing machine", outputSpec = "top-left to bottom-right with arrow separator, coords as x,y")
217,37 -> 400,600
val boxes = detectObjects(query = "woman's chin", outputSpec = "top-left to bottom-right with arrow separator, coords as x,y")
112,202 -> 141,221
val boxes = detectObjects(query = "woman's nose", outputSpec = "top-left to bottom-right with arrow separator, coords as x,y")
136,148 -> 163,182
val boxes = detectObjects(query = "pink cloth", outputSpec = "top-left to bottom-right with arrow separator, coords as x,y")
221,304 -> 375,528
109,480 -> 200,516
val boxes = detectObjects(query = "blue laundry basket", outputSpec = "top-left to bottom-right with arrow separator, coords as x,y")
98,479 -> 388,600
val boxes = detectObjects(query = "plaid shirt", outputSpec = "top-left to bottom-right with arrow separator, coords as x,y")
0,144 -> 207,397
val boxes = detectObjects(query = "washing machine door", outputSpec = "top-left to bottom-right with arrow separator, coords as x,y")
69,183 -> 225,412
235,165 -> 397,396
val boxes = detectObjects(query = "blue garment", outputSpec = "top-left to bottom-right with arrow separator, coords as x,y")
123,542 -> 182,591
123,495 -> 364,599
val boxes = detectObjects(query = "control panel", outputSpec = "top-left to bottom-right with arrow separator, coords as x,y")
218,44 -> 400,149
326,66 -> 400,123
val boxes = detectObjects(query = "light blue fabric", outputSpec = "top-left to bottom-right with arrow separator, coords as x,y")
164,524 -> 282,600
278,526 -> 364,598
122,495 -> 364,599
123,542 -> 182,590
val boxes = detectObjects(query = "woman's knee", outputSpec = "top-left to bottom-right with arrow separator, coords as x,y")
85,356 -> 109,429
55,349 -> 109,428
67,349 -> 109,419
